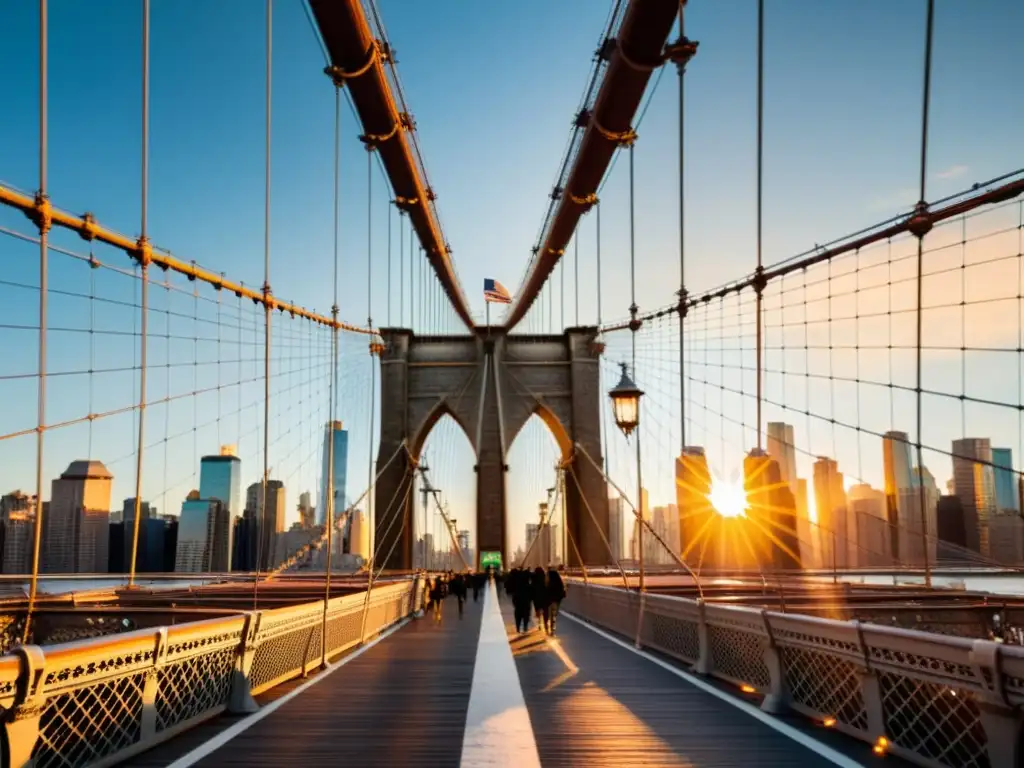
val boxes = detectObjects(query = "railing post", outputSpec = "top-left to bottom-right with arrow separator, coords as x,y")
411,573 -> 424,619
969,640 -> 1024,768
4,645 -> 47,768
229,612 -> 261,714
634,590 -> 646,650
694,599 -> 711,675
139,627 -> 168,741
759,611 -> 788,714
852,620 -> 886,737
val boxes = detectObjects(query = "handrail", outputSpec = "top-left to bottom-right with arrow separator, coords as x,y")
0,577 -> 421,767
566,580 -> 1024,768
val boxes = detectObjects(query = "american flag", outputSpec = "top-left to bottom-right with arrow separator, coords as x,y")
483,278 -> 512,304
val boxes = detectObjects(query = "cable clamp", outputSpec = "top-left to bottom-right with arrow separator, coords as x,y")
28,192 -> 52,235
664,36 -> 699,71
134,236 -> 153,267
79,212 -> 99,242
616,39 -> 660,73
569,192 -> 598,212
359,122 -> 399,148
752,265 -> 767,295
592,115 -> 637,146
628,302 -> 642,332
323,41 -> 379,86
676,287 -> 689,318
907,201 -> 933,239
551,186 -> 563,202
393,196 -> 420,212
425,187 -> 437,202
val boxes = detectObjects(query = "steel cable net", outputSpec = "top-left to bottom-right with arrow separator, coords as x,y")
0,210 -> 340,613
595,178 -> 1024,604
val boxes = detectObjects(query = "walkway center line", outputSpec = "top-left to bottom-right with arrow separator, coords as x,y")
562,612 -> 866,768
167,616 -> 411,768
459,579 -> 542,768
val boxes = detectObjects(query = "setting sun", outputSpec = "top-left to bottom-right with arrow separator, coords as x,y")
708,477 -> 748,519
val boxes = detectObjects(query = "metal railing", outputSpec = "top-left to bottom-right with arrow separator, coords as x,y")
565,581 -> 1024,768
0,577 -> 425,768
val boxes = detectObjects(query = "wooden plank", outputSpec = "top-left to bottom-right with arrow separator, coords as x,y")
504,600 -> 885,767
184,598 -> 483,767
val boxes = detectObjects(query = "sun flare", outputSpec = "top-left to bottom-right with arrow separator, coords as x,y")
708,477 -> 747,519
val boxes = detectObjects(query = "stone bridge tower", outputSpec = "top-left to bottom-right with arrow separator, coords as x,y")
373,327 -> 610,570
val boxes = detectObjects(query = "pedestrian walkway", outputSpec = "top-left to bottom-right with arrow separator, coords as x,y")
130,579 -> 891,767
501,591 -> 873,767
163,594 -> 485,767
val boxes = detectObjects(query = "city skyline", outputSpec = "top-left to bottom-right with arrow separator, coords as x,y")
1,1 -> 1022,560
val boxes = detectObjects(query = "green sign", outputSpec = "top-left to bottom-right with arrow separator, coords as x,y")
479,551 -> 503,570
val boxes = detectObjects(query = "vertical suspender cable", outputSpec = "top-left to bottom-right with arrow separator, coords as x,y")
627,142 -> 644,599
322,83 -> 340,662
754,0 -> 765,453
597,201 -> 609,480
676,5 -> 687,454
26,0 -> 49,639
255,0 -> 272,608
387,203 -> 392,326
399,210 -> 405,326
574,235 -> 579,326
366,147 -> 377,582
914,0 -> 935,588
128,0 -> 151,587
560,256 -> 565,330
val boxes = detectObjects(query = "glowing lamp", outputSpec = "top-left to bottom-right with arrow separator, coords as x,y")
608,362 -> 643,437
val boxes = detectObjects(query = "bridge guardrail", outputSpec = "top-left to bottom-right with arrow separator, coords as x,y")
566,581 -> 1024,768
0,576 -> 423,768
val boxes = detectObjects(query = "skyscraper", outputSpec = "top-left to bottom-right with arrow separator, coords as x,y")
298,491 -> 314,529
198,446 -> 242,564
319,421 -> 349,526
745,448 -> 801,570
992,448 -> 1019,514
813,457 -> 848,569
176,490 -> 230,572
952,438 -> 997,558
675,447 -> 714,568
349,509 -> 371,560
766,422 -> 797,489
607,494 -> 624,564
847,483 -> 889,566
245,480 -> 286,570
901,466 -> 939,566
883,431 -> 915,562
1,491 -> 36,574
44,460 -> 113,573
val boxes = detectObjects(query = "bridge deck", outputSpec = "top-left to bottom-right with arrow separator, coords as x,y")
148,581 -> 888,767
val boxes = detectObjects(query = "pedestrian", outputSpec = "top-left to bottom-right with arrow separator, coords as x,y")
512,568 -> 533,633
531,566 -> 551,634
472,572 -> 482,603
547,565 -> 567,636
451,571 -> 467,617
430,576 -> 445,622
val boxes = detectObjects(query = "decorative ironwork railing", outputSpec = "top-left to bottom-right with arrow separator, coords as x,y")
565,581 -> 1024,768
0,577 -> 425,768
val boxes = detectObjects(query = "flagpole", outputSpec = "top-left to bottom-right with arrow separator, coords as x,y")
485,299 -> 490,338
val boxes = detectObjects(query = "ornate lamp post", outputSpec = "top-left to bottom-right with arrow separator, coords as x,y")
608,362 -> 645,592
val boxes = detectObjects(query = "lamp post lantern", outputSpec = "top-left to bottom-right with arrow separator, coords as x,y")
608,362 -> 645,593
609,362 -> 643,437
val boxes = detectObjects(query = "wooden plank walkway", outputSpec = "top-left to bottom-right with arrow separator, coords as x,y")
128,582 -> 911,767
503,597 -> 879,767
170,596 -> 484,767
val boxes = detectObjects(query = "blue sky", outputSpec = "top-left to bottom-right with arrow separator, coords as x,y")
0,0 -> 1021,555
